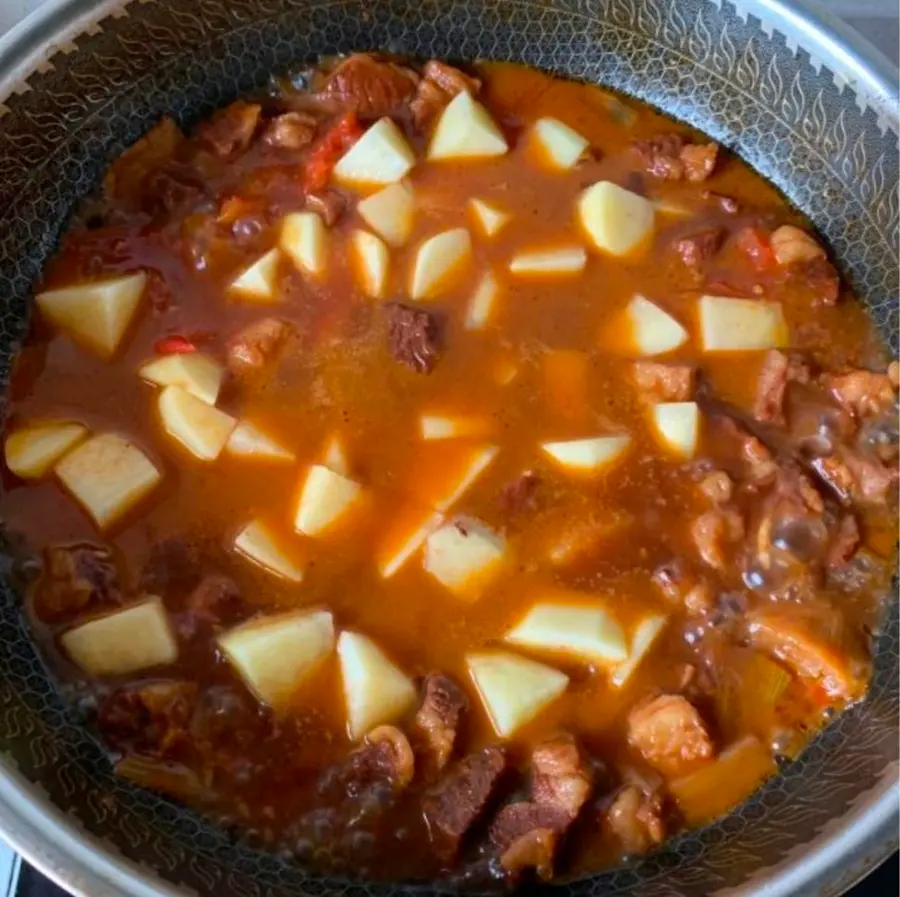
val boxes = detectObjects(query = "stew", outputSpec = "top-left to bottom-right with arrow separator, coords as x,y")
0,54 -> 896,885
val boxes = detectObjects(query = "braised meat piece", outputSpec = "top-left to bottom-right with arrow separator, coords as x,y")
671,227 -> 724,270
823,368 -> 897,420
497,470 -> 542,517
316,53 -> 419,118
826,514 -> 860,569
385,303 -> 441,373
181,574 -> 243,635
412,673 -> 467,777
422,746 -> 508,858
305,189 -> 346,226
632,134 -> 719,182
754,350 -> 811,422
410,60 -> 482,132
227,317 -> 293,376
346,725 -> 415,790
35,544 -> 121,622
530,735 -> 593,820
604,784 -> 666,855
491,802 -> 566,880
690,507 -> 744,570
769,224 -> 825,265
626,695 -> 714,777
261,111 -> 318,150
633,361 -> 694,403
195,100 -> 261,157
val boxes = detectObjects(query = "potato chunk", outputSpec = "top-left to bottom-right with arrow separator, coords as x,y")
410,228 -> 472,300
5,421 -> 87,479
377,500 -> 444,579
428,91 -> 508,161
357,181 -> 415,246
281,212 -> 328,276
578,181 -> 655,256
699,295 -> 788,352
321,432 -> 350,476
508,246 -> 587,277
338,631 -> 416,740
36,271 -> 146,358
234,519 -> 305,582
219,610 -> 334,710
158,385 -> 237,461
610,615 -> 668,687
225,421 -> 295,462
229,248 -> 282,302
406,443 -> 499,512
139,353 -> 224,405
61,597 -> 177,676
505,599 -> 628,665
465,270 -> 500,330
625,295 -> 689,356
466,651 -> 568,738
469,198 -> 510,237
419,413 -> 492,441
55,433 -> 161,529
651,401 -> 699,458
333,117 -> 416,188
541,435 -> 630,473
293,464 -> 363,536
531,117 -> 589,169
423,518 -> 507,599
349,229 -> 390,298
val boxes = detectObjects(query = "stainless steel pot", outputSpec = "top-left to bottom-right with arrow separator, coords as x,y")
0,1 -> 896,895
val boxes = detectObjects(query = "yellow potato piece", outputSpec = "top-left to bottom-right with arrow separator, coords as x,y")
229,248 -> 282,302
409,228 -> 472,300
5,421 -> 87,479
610,615 -> 668,687
509,246 -> 587,276
699,295 -> 788,352
219,609 -> 334,710
465,270 -> 501,330
428,91 -> 508,160
651,401 -> 700,458
467,650 -> 568,739
225,421 -> 295,462
625,295 -> 689,356
357,181 -> 415,246
333,118 -> 416,188
55,433 -> 161,530
419,412 -> 492,441
541,435 -> 631,473
350,229 -> 390,299
234,519 -> 305,582
468,198 -> 510,237
423,517 -> 507,599
61,597 -> 177,676
376,500 -> 444,579
36,271 -> 146,358
578,181 -> 655,256
281,212 -> 328,276
158,385 -> 237,461
531,117 -> 589,169
293,464 -> 363,536
338,631 -> 416,740
321,432 -> 350,476
139,352 -> 224,405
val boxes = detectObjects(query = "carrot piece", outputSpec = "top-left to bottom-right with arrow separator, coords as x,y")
303,112 -> 364,192
154,335 -> 197,355
733,225 -> 775,269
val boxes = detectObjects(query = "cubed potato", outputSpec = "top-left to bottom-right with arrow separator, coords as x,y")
410,228 -> 472,300
350,229 -> 390,299
505,599 -> 628,665
333,117 -> 416,188
338,631 -> 416,740
55,433 -> 161,529
377,501 -> 444,579
610,615 -> 668,687
158,385 -> 237,461
36,271 -> 146,358
357,181 -> 415,246
653,197 -> 694,218
531,117 -> 589,169
651,401 -> 699,458
321,432 -> 350,476
465,270 -> 500,330
225,421 -> 295,462
61,596 -> 177,676
428,91 -> 508,161
423,517 -> 507,599
698,295 -> 788,352
541,435 -> 630,473
281,212 -> 328,276
493,355 -> 519,386
466,650 -> 569,738
578,181 -> 655,256
5,421 -> 87,479
406,443 -> 499,511
293,464 -> 363,537
626,295 -> 689,356
229,248 -> 282,302
139,353 -> 224,405
508,246 -> 587,277
468,198 -> 510,237
233,519 -> 305,582
419,413 -> 492,441
219,610 -> 334,710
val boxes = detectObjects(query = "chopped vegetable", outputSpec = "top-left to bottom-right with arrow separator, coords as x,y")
508,246 -> 587,277
541,435 -> 630,473
350,229 -> 390,298
423,517 -> 507,599
157,385 -> 237,461
281,211 -> 328,276
332,116 -> 415,188
468,197 -> 510,237
578,182 -> 655,256
651,402 -> 700,458
233,519 -> 305,582
357,181 -> 415,246
410,228 -> 472,300
304,112 -> 363,191
225,421 -> 295,462
531,117 -> 589,169
139,352 -> 224,405
228,248 -> 282,303
5,421 -> 88,479
428,91 -> 508,160
698,295 -> 788,352
625,295 -> 688,356
293,464 -> 364,537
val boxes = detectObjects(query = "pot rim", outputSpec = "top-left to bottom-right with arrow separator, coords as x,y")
0,1 -> 896,895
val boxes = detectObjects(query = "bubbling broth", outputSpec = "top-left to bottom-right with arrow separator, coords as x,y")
0,55 -> 896,884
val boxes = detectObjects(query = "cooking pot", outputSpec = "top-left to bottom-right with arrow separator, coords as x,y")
0,1 -> 896,895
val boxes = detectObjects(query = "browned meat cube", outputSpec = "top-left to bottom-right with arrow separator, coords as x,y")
195,100 -> 261,157
633,361 -> 694,403
632,134 -> 718,182
604,784 -> 665,855
36,544 -> 121,622
412,673 -> 467,777
671,227 -> 724,269
690,507 -> 744,570
182,574 -> 243,636
826,514 -> 860,569
530,734 -> 593,820
316,53 -> 419,118
305,189 -> 346,227
422,746 -> 507,858
490,802 -> 567,880
496,470 -> 542,517
227,317 -> 293,376
679,142 -> 719,182
347,725 -> 415,789
385,303 -> 441,373
823,368 -> 897,419
261,111 -> 317,150
626,695 -> 714,777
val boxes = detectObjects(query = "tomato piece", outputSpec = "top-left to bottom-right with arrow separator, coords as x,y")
734,226 -> 775,270
303,112 -> 363,192
154,335 -> 197,355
